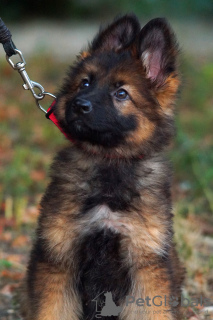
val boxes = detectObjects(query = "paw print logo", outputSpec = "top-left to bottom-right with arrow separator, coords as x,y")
169,296 -> 179,307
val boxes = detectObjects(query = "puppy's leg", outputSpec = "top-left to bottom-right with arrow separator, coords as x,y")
121,262 -> 181,320
23,262 -> 81,320
137,264 -> 180,320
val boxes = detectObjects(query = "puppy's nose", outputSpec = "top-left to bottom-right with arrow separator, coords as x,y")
73,98 -> 93,114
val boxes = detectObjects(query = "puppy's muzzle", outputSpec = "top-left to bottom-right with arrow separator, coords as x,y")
73,97 -> 93,114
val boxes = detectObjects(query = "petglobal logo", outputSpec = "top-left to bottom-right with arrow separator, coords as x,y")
92,292 -> 212,318
125,295 -> 211,308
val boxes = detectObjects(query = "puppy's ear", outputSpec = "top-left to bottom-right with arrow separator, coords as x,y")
138,18 -> 179,88
91,14 -> 140,53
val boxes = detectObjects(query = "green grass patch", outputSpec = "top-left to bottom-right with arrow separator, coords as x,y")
0,259 -> 13,270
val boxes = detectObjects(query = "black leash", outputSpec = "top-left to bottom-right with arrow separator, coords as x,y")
0,17 -> 56,114
0,18 -> 16,57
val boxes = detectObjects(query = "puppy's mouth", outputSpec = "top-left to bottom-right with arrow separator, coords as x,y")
72,118 -> 83,126
65,106 -> 137,147
73,119 -> 84,132
68,117 -> 111,134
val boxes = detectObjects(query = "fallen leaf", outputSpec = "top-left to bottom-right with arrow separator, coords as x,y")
5,254 -> 24,264
184,307 -> 199,319
0,217 -> 15,230
0,231 -> 12,242
0,283 -> 19,297
30,170 -> 45,181
0,270 -> 24,280
195,271 -> 204,285
11,235 -> 30,248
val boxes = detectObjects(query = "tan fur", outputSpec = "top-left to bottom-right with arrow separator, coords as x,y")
34,266 -> 80,320
80,51 -> 90,59
155,73 -> 180,115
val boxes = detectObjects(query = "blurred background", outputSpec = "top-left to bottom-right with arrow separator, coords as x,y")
0,1 -> 213,319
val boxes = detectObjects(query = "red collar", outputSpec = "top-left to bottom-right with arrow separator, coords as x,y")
46,100 -> 143,160
46,100 -> 74,141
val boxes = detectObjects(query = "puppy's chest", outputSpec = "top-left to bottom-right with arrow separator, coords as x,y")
81,163 -> 140,212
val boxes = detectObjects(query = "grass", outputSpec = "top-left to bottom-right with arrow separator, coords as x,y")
171,56 -> 213,215
0,52 -> 213,316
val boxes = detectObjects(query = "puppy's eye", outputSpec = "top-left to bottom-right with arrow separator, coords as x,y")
80,79 -> 90,89
114,89 -> 129,101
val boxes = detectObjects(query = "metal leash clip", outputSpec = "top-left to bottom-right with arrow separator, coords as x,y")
6,48 -> 56,114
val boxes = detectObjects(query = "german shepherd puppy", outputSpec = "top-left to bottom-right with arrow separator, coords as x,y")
21,15 -> 184,320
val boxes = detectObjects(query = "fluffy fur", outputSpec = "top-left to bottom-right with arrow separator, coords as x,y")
20,14 -> 184,320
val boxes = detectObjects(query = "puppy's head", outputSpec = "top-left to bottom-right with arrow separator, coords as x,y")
55,15 -> 180,158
